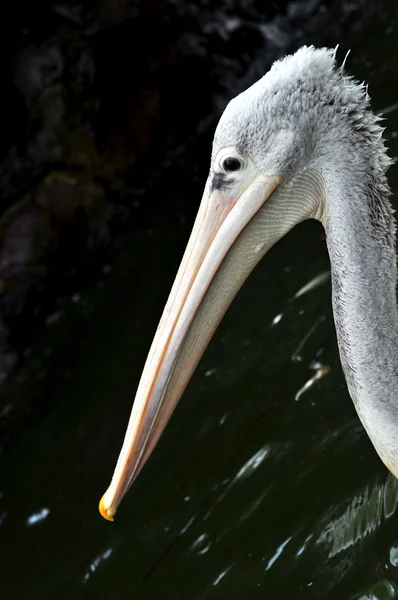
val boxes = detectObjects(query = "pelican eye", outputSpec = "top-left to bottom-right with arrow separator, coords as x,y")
222,156 -> 243,172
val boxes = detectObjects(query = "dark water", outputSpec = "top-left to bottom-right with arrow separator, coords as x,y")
2,4 -> 398,600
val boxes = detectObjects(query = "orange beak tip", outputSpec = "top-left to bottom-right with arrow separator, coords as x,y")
99,492 -> 116,522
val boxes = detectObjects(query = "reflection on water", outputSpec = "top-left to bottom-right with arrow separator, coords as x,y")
213,564 -> 234,586
26,507 -> 51,527
358,580 -> 395,600
265,536 -> 292,570
294,360 -> 330,401
291,313 -> 327,362
308,474 -> 398,597
191,532 -> 212,555
235,446 -> 270,480
82,549 -> 113,585
293,270 -> 331,300
316,474 -> 398,559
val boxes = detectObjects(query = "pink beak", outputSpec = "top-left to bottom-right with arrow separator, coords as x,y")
100,172 -> 282,520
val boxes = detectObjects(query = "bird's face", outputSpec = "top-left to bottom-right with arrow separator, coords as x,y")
211,77 -> 314,186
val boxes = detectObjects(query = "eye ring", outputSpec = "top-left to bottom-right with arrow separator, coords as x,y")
221,156 -> 244,173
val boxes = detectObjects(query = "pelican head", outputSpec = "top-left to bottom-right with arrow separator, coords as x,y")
100,46 -> 395,520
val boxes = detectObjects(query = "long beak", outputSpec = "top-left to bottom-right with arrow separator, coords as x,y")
99,171 -> 283,520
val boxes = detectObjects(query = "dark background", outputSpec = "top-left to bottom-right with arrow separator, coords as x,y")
1,1 -> 398,599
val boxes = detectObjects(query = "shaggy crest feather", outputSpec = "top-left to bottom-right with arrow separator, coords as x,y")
213,46 -> 392,180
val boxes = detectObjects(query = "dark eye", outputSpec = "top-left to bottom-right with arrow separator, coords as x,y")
222,156 -> 242,172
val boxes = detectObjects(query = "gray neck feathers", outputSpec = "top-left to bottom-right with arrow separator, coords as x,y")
324,167 -> 398,475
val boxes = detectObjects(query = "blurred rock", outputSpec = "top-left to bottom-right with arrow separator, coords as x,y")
0,170 -> 122,368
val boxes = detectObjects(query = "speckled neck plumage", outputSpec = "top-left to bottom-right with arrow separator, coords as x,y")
324,167 -> 398,475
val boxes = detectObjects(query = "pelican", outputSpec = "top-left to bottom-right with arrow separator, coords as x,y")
100,46 -> 396,521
